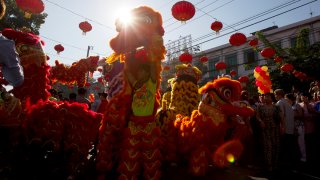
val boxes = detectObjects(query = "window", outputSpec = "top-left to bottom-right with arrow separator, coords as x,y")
243,49 -> 258,70
225,53 -> 238,74
290,36 -> 310,48
290,37 -> 297,48
208,57 -> 219,79
272,40 -> 282,48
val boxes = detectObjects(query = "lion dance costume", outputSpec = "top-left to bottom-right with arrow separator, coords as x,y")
96,6 -> 165,180
156,63 -> 202,162
171,77 -> 254,176
1,29 -> 102,179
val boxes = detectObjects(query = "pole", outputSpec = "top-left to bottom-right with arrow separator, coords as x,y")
86,46 -> 93,83
87,46 -> 91,57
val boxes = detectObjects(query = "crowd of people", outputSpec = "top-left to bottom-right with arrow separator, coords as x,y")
1,0 -> 320,179
241,82 -> 320,178
48,87 -> 108,113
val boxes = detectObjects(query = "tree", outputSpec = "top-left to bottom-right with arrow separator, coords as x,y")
0,0 -> 47,34
250,29 -> 320,93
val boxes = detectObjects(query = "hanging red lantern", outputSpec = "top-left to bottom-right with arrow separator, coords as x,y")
171,1 -> 196,23
229,33 -> 247,46
15,0 -> 45,18
79,21 -> 92,35
215,61 -> 227,71
163,65 -> 170,71
179,52 -> 193,64
200,56 -> 209,63
297,72 -> 307,81
230,70 -> 237,77
248,39 -> 258,48
274,56 -> 282,63
54,44 -> 64,54
260,47 -> 276,59
238,76 -> 249,83
211,21 -> 223,34
280,63 -> 294,73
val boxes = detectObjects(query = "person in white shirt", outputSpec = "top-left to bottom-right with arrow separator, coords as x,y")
274,89 -> 298,167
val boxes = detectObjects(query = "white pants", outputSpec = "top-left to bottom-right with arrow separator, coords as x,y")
297,125 -> 306,162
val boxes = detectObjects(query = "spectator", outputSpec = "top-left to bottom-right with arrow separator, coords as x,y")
48,89 -> 59,102
97,92 -> 109,113
0,0 -> 24,87
76,87 -> 91,109
256,93 -> 281,174
299,92 -> 317,165
285,93 -> 305,162
91,92 -> 108,112
274,89 -> 297,167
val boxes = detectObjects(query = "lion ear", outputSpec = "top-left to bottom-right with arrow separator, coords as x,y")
158,26 -> 164,36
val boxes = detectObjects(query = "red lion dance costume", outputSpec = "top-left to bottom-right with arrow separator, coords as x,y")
96,6 -> 165,180
170,77 -> 254,176
1,29 -> 102,179
1,28 -> 50,106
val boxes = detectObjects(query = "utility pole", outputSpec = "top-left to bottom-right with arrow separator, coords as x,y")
86,46 -> 94,83
87,46 -> 93,57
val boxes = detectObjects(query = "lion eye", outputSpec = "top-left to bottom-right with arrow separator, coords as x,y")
223,89 -> 232,99
141,15 -> 152,24
16,45 -> 28,54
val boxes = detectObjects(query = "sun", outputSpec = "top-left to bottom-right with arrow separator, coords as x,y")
115,7 -> 133,26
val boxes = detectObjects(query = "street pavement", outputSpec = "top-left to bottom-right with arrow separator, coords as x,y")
161,163 -> 320,180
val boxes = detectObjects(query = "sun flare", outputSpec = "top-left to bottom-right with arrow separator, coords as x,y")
115,7 -> 133,26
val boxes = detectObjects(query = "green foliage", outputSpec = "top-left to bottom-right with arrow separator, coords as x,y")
251,29 -> 320,93
0,0 -> 47,34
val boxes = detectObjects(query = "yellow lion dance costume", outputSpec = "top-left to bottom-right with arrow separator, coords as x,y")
156,64 -> 201,162
96,6 -> 165,180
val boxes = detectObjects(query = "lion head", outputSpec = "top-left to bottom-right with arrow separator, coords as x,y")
110,6 -> 164,54
198,77 -> 254,124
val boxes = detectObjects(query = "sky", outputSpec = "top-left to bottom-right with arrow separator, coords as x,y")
38,0 -> 320,66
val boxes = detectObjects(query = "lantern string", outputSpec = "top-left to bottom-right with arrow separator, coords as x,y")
165,0 -> 234,28
163,0 -> 207,24
166,0 -> 301,34
165,26 -> 320,69
165,0 -> 316,55
40,35 -> 109,57
43,0 -> 113,31
195,7 -> 237,31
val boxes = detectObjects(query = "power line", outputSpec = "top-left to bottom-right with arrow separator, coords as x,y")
181,27 -> 320,75
190,0 -> 302,44
166,0 -> 300,35
46,52 -> 77,62
165,0 -> 236,30
194,6 -> 237,31
194,0 -> 318,48
165,0 -> 317,55
163,0 -> 208,24
165,0 -> 225,28
43,0 -> 114,31
41,35 -> 109,57
194,27 -> 320,62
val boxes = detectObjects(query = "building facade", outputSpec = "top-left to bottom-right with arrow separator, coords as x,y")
161,15 -> 320,91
